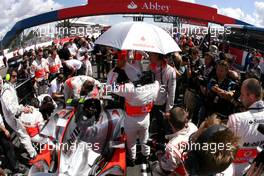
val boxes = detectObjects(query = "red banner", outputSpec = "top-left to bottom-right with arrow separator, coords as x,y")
59,0 -> 235,25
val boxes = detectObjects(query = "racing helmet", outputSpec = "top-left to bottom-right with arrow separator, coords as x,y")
75,98 -> 102,128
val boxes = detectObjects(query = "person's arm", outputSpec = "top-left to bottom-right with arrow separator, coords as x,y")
50,82 -> 64,100
58,58 -> 63,69
165,69 -> 177,112
38,111 -> 45,129
159,143 -> 181,173
52,92 -> 64,100
2,89 -> 26,116
211,85 -> 234,101
44,60 -> 50,80
246,162 -> 264,176
87,60 -> 93,76
66,62 -> 76,77
175,68 -> 182,78
30,63 -> 36,77
0,114 -> 9,138
227,114 -> 239,135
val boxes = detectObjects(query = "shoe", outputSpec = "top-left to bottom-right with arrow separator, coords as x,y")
135,153 -> 149,165
126,158 -> 135,167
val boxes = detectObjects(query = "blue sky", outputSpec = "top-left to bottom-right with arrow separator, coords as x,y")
197,0 -> 255,14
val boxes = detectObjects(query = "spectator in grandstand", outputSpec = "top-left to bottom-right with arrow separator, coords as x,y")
227,78 -> 264,175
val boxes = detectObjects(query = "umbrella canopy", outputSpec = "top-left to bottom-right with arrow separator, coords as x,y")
95,22 -> 181,55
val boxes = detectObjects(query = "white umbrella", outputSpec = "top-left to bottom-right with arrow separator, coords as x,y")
95,22 -> 181,55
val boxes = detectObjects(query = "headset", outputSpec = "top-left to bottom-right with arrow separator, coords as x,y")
5,73 -> 10,81
184,125 -> 230,175
5,68 -> 17,82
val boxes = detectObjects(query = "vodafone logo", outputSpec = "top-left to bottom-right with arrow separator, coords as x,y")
128,1 -> 138,9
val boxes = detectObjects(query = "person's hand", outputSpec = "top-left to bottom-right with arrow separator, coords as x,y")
224,91 -> 234,100
217,91 -> 226,98
164,112 -> 170,119
4,129 -> 10,139
246,162 -> 264,176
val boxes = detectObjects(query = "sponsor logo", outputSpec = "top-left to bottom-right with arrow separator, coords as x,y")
128,1 -> 138,9
142,2 -> 170,13
127,1 -> 170,13
249,119 -> 264,124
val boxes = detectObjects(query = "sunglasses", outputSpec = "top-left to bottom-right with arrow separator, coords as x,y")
11,75 -> 17,78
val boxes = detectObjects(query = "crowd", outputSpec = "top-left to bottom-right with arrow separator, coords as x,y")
0,33 -> 263,176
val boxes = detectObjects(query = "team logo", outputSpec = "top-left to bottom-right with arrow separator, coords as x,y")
127,1 -> 138,9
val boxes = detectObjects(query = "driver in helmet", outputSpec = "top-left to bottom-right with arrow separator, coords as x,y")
108,60 -> 160,166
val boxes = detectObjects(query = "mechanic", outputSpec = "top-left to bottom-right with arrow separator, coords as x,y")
63,75 -> 101,101
31,48 -> 50,95
19,105 -> 47,144
153,107 -> 198,175
47,48 -> 62,81
0,73 -> 37,159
